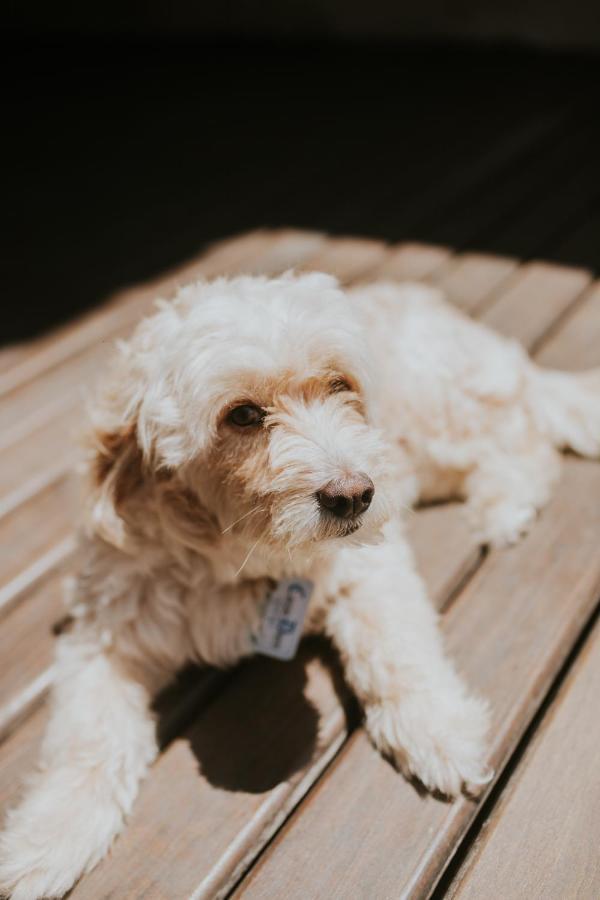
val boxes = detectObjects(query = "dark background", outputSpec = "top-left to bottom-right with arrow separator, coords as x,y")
3,2 -> 600,343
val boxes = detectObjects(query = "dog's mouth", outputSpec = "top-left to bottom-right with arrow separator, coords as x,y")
339,519 -> 363,537
317,506 -> 365,538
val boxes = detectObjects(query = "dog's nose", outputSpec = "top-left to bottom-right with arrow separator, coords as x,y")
317,473 -> 375,519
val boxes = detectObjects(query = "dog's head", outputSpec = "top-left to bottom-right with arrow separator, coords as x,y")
89,272 -> 401,568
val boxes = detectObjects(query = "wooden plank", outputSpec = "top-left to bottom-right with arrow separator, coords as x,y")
299,238 -> 390,283
376,243 -> 451,282
535,280 -> 600,371
448,619 -> 600,900
237,283 -> 600,900
0,475 -> 79,603
481,261 -> 591,349
409,504 -> 476,606
0,537 -> 75,622
0,346 -> 29,376
0,567 -> 67,741
0,410 -> 81,503
432,253 -> 517,315
63,250 -> 588,898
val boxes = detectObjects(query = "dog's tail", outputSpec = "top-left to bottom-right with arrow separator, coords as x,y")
529,364 -> 600,458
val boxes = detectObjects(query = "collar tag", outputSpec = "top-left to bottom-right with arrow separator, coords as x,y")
253,578 -> 314,661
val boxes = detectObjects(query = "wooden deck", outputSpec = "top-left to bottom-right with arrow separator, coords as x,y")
1,228 -> 599,899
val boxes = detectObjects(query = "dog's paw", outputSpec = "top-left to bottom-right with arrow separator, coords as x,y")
472,500 -> 538,549
365,689 -> 493,798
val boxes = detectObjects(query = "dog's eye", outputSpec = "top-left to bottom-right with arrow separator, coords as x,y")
330,377 -> 352,394
228,404 -> 265,428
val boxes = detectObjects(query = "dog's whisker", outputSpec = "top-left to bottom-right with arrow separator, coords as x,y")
233,531 -> 266,579
221,505 -> 264,534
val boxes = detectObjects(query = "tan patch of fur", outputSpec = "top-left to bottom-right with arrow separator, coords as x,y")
93,424 -> 144,507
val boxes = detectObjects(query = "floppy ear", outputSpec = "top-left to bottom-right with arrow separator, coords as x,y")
88,422 -> 145,548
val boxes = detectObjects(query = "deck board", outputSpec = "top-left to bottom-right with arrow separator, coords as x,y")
0,229 -> 599,899
447,619 -> 600,900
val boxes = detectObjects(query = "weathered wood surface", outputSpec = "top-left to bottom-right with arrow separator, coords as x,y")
0,229 -> 598,900
447,618 -> 600,900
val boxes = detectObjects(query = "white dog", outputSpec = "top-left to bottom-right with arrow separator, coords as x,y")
1,272 -> 599,898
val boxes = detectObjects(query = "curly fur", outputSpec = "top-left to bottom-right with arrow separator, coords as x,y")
1,271 -> 599,898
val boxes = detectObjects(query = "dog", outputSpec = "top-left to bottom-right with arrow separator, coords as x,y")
1,271 -> 599,898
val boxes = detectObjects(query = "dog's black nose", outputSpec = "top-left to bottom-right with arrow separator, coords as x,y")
317,473 -> 375,519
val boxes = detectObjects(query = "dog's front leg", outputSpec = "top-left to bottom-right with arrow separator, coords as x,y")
323,522 -> 492,797
0,632 -> 163,900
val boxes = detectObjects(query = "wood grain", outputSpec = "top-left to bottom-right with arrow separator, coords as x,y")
299,238 -> 390,283
0,475 -> 79,601
481,261 -> 591,349
372,242 -> 451,282
0,568 -> 66,741
448,619 -> 600,900
535,280 -> 600,371
431,252 -> 517,315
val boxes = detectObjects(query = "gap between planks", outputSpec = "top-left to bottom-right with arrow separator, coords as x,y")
445,610 -> 600,900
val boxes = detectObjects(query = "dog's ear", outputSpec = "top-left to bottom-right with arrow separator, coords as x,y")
88,422 -> 145,547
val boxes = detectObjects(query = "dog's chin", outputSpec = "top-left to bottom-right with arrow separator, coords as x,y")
318,510 -> 386,544
336,519 -> 363,537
